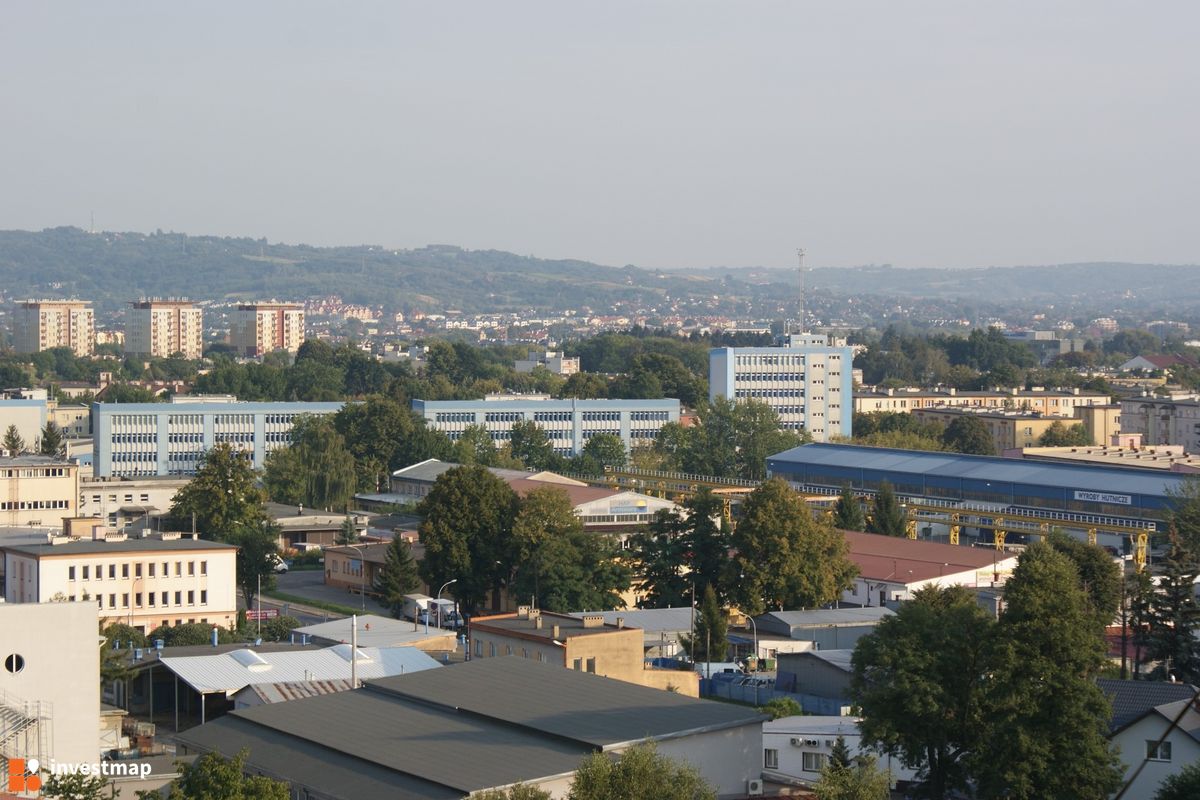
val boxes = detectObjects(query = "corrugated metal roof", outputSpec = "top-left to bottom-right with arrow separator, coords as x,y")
293,615 -> 456,648
758,607 -> 895,628
769,443 -> 1190,498
159,645 -> 441,694
567,607 -> 695,632
245,679 -> 355,704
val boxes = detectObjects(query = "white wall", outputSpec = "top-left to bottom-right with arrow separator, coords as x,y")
655,724 -> 763,800
762,718 -> 917,789
1111,714 -> 1200,800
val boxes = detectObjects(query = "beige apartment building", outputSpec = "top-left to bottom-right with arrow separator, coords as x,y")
230,302 -> 305,357
854,386 -> 1109,416
470,608 -> 699,696
12,300 -> 95,356
126,299 -> 204,359
1,529 -> 239,633
912,407 -> 1078,452
0,455 -> 78,526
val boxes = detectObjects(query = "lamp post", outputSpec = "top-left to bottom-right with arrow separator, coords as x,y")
746,614 -> 758,672
346,544 -> 366,612
437,579 -> 458,630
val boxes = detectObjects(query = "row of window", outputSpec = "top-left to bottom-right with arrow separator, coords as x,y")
0,500 -> 70,510
89,589 -> 208,609
111,434 -> 159,444
0,468 -> 69,478
435,412 -> 476,424
89,493 -> 151,504
734,389 -> 806,399
484,411 -> 525,423
533,412 -> 572,423
68,560 -> 208,581
582,411 -> 621,422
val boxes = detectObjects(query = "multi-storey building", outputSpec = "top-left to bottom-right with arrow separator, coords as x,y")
230,302 -> 305,357
92,397 -> 343,477
79,475 -> 191,527
709,333 -> 853,441
12,300 -> 95,356
1,529 -> 238,633
0,456 -> 78,527
854,386 -> 1110,416
1120,395 -> 1200,453
412,395 -> 679,456
126,299 -> 204,359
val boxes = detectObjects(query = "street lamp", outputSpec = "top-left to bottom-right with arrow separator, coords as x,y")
437,579 -> 458,630
746,614 -> 758,672
346,544 -> 367,612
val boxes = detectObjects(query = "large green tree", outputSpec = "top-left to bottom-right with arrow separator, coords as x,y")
333,395 -> 451,491
865,481 -> 907,538
681,583 -> 728,662
262,415 -> 357,511
852,586 -> 995,800
38,420 -> 65,457
728,478 -> 857,615
3,423 -> 26,453
1037,420 -> 1093,447
941,415 -> 996,455
813,751 -> 891,800
151,749 -> 288,800
418,465 -> 519,613
571,432 -> 627,476
1046,529 -> 1122,633
1144,536 -> 1200,684
832,484 -> 866,531
1167,476 -> 1200,555
452,423 -> 501,467
226,522 -> 282,610
375,536 -> 421,618
509,420 -> 561,471
654,397 -> 807,481
630,512 -> 691,609
41,771 -> 111,800
568,743 -> 716,800
973,542 -> 1122,800
169,443 -> 268,539
1154,760 -> 1200,800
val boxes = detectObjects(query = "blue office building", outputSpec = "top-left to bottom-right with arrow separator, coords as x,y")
93,399 -> 344,477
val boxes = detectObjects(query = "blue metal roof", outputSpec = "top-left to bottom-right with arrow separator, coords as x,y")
767,443 -> 1190,500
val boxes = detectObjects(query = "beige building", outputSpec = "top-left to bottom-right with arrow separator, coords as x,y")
0,601 -> 101,787
12,300 -> 95,356
912,407 -> 1071,452
230,302 -> 305,357
0,455 -> 78,527
855,386 -> 1110,416
1074,403 -> 1122,446
2,530 -> 239,634
470,608 -> 699,696
126,299 -> 204,359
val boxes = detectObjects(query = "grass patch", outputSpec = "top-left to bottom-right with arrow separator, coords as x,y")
264,591 -> 358,617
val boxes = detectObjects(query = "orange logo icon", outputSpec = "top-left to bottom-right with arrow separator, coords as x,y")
7,757 -> 41,795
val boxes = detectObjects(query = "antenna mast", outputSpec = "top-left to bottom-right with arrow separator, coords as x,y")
796,248 -> 805,334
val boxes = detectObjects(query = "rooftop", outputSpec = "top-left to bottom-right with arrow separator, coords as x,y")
2,535 -> 238,557
764,715 -> 863,736
293,615 -> 455,648
566,607 -> 695,633
0,455 -> 75,467
779,649 -> 855,672
757,607 -> 895,628
1098,678 -> 1198,734
471,610 -> 634,642
844,530 -> 1015,583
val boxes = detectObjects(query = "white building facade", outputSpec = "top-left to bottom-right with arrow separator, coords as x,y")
709,333 -> 854,442
762,716 -> 917,790
2,532 -> 239,633
1120,396 -> 1200,453
412,396 -> 680,456
126,300 -> 204,360
92,397 -> 343,477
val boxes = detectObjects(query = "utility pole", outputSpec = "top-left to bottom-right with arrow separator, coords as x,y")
796,248 -> 805,334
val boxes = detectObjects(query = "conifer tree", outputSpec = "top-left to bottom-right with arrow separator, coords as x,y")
682,583 -> 728,663
3,424 -> 26,454
866,481 -> 906,537
336,515 -> 359,545
38,420 -> 65,457
832,484 -> 865,531
1145,533 -> 1200,684
375,536 -> 421,618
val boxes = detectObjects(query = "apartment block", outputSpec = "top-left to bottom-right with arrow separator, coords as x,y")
1120,395 -> 1200,453
854,386 -> 1110,416
0,456 -> 78,527
12,300 -> 95,356
412,395 -> 679,456
92,397 -> 343,477
1,530 -> 239,633
230,302 -> 305,357
709,333 -> 854,441
911,407 -> 1076,452
126,299 -> 204,359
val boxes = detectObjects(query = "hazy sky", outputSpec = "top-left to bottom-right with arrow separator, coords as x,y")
2,2 -> 1197,270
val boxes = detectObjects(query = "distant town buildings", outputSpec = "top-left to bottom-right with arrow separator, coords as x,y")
853,386 -> 1110,416
1119,394 -> 1200,454
709,333 -> 853,442
514,350 -> 580,376
126,299 -> 204,359
12,300 -> 95,356
412,395 -> 679,456
92,397 -> 343,477
230,302 -> 305,357
910,405 -> 1118,451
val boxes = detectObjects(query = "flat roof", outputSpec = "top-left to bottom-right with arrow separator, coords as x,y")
764,715 -> 863,736
758,607 -> 894,628
294,615 -> 454,648
93,401 -> 343,413
567,607 -> 695,633
844,530 -> 1016,582
471,612 -> 626,642
2,537 -> 238,557
0,455 -> 73,466
768,443 -> 1190,499
413,398 -> 679,409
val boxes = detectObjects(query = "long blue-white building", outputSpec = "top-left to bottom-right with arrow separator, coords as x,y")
412,396 -> 680,456
93,398 -> 344,477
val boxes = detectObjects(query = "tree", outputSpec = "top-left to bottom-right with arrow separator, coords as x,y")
1154,760 -> 1200,800
630,512 -> 690,609
829,736 -> 852,770
941,415 -> 995,455
148,623 -> 236,647
259,615 -> 302,642
1037,420 -> 1093,447
557,371 -> 608,399
681,490 -> 732,601
38,420 -> 65,457
654,398 -> 807,481
41,771 -> 112,800
1046,529 -> 1122,634
153,749 -> 288,800
832,484 -> 865,531
227,523 -> 281,611
575,432 -> 627,475
3,423 -> 26,453
681,584 -> 728,662
568,743 -> 716,800
100,622 -> 138,686
1167,476 -> 1200,556
375,536 -> 421,618
728,479 -> 857,616
418,466 -> 519,613
472,787 -> 553,800
853,586 -> 995,800
169,443 -> 268,540
509,420 -> 560,471
263,416 -> 357,511
1144,535 -> 1200,684
813,751 -> 891,800
452,423 -> 500,467
865,481 -> 907,538
757,696 -> 802,720
335,515 -> 359,545
973,542 -> 1122,800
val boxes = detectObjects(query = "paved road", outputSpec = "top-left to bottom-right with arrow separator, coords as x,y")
274,569 -> 393,617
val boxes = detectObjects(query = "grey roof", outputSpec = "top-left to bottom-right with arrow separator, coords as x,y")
239,679 -> 356,704
1097,678 -> 1198,733
1,537 -> 238,557
0,455 -> 73,466
367,655 -> 765,748
389,458 -> 458,482
293,615 -> 455,648
768,443 -> 1190,499
1152,698 -> 1200,745
566,607 -> 695,633
758,607 -> 895,628
779,649 -> 855,672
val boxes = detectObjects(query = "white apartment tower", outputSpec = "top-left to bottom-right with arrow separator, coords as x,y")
12,300 -> 95,356
126,299 -> 204,359
230,302 -> 305,357
709,333 -> 854,442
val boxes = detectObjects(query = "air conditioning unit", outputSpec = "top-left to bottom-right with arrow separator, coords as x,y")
805,738 -> 820,747
824,739 -> 834,748
790,737 -> 802,746
747,778 -> 764,796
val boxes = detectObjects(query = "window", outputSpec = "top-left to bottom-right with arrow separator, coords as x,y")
764,749 -> 779,770
68,566 -> 76,581
474,640 -> 482,657
4,654 -> 25,674
200,561 -> 207,576
200,590 -> 207,605
175,561 -> 182,576
802,752 -> 827,772
135,593 -> 142,607
187,590 -> 194,605
188,561 -> 195,576
109,564 -> 116,579
1146,740 -> 1172,761
122,593 -> 129,607
122,564 -> 129,579
135,563 -> 142,578
82,565 -> 89,580
161,592 -> 168,606
586,657 -> 596,673
489,643 -> 496,657
174,591 -> 182,606
108,594 -> 116,608
505,645 -> 513,656
573,658 -> 583,671
149,594 -> 156,607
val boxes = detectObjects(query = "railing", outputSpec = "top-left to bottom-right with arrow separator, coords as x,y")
0,689 -> 51,788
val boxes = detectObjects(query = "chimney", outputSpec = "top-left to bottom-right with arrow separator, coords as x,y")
534,617 -> 544,629
616,617 -> 625,629
517,605 -> 531,620
552,625 -> 561,639
582,614 -> 604,629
